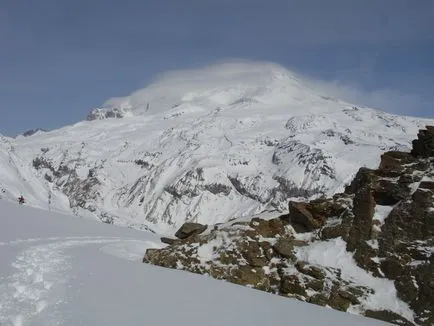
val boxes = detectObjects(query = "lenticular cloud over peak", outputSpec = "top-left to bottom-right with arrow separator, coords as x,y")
97,60 -> 321,117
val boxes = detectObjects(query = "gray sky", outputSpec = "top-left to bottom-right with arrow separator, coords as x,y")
1,0 -> 433,135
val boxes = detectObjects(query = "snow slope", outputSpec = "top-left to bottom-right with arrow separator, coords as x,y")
1,61 -> 433,233
0,201 -> 389,326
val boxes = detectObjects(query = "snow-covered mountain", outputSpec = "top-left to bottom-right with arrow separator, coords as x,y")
1,61 -> 433,234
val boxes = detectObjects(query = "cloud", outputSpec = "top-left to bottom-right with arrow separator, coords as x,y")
103,59 -> 433,119
302,77 -> 433,118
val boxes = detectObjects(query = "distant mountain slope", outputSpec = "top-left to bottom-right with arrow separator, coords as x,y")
1,62 -> 433,234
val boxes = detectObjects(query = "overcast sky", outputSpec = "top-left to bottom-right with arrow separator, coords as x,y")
1,0 -> 433,135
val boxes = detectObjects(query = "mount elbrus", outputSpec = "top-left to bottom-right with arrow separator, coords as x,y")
1,63 -> 433,235
144,126 -> 434,326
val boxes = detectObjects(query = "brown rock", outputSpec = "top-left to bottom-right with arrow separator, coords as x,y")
280,275 -> 307,296
411,126 -> 434,158
306,279 -> 324,292
347,187 -> 376,252
373,179 -> 410,206
239,240 -> 269,267
295,261 -> 326,280
337,289 -> 360,305
174,222 -> 207,239
160,237 -> 178,245
248,217 -> 286,238
288,201 -> 326,232
272,238 -> 295,259
345,167 -> 377,194
378,151 -> 416,177
229,266 -> 270,291
308,294 -> 328,306
328,291 -> 352,312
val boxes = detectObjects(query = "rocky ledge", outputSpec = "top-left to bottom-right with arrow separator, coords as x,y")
143,126 -> 434,326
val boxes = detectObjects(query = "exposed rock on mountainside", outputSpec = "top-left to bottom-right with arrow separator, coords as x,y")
144,126 -> 434,326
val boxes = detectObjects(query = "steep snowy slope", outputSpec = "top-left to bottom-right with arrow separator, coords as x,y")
1,62 -> 433,234
0,201 -> 390,326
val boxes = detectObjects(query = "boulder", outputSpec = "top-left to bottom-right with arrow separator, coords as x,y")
347,187 -> 376,252
174,222 -> 207,239
295,261 -> 326,280
280,275 -> 307,296
419,181 -> 434,190
411,126 -> 434,157
378,151 -> 413,176
160,237 -> 178,245
248,217 -> 286,238
327,289 -> 352,312
288,201 -> 326,232
373,179 -> 409,205
345,167 -> 377,194
272,238 -> 296,259
239,240 -> 269,267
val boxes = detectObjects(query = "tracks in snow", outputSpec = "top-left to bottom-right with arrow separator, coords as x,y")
0,236 -> 140,326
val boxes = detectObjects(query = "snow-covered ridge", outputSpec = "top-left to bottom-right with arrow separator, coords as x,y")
1,61 -> 433,234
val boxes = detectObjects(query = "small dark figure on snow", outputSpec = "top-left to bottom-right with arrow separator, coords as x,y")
18,195 -> 25,205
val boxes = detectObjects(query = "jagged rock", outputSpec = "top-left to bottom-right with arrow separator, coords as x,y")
239,240 -> 269,267
287,201 -> 326,232
174,222 -> 207,239
412,188 -> 434,208
328,287 -> 352,312
345,167 -> 377,194
378,151 -> 416,177
419,181 -> 434,190
347,187 -> 375,252
320,217 -> 351,241
373,179 -> 409,205
247,217 -> 286,238
280,275 -> 307,296
306,279 -> 324,292
395,274 -> 419,303
229,266 -> 270,291
364,310 -> 415,326
308,294 -> 328,306
411,125 -> 434,157
295,261 -> 326,280
143,248 -> 178,268
160,237 -> 178,245
398,174 -> 419,184
337,289 -> 360,305
272,238 -> 296,259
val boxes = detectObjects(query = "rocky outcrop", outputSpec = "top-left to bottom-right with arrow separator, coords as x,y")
174,222 -> 208,239
143,126 -> 434,326
411,126 -> 434,157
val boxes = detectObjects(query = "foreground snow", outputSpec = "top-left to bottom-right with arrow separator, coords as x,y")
0,201 -> 388,325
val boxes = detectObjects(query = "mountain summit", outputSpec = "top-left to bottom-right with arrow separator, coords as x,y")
88,61 -> 323,120
1,62 -> 433,234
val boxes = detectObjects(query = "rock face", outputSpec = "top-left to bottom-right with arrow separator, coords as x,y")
174,222 -> 207,239
147,126 -> 433,325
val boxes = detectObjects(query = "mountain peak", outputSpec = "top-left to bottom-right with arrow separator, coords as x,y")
87,61 -> 323,120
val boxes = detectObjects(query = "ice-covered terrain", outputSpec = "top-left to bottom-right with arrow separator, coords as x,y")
1,61 -> 433,234
0,201 -> 389,326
